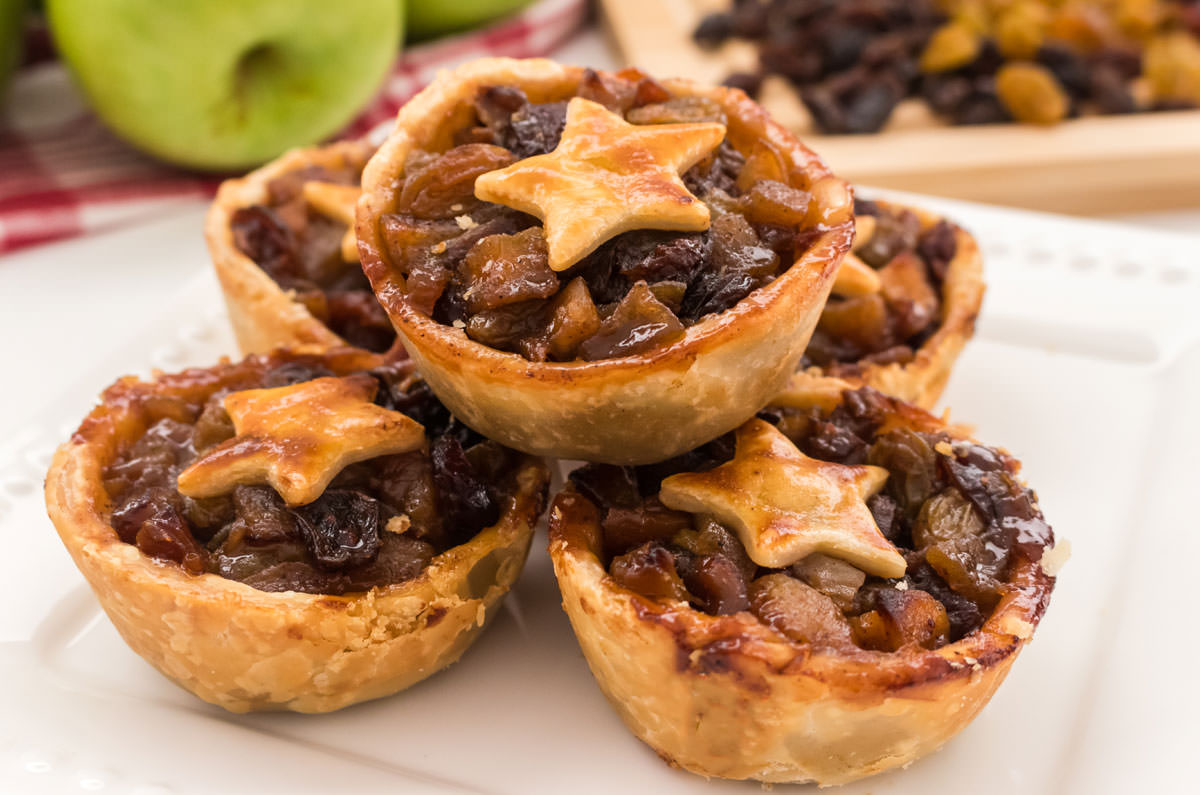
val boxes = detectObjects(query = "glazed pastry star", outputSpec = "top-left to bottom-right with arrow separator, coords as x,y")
177,374 -> 425,506
474,97 -> 726,272
302,181 -> 360,262
659,419 -> 906,577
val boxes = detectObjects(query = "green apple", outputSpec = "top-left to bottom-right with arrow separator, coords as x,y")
407,0 -> 533,40
0,0 -> 28,103
46,0 -> 403,170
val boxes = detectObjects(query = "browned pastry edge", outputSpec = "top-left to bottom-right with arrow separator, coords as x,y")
547,396 -> 1057,785
204,139 -> 375,356
44,348 -> 551,713
356,57 -> 855,465
787,201 -> 986,410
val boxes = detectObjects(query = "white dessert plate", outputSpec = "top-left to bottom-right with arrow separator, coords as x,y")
1,194 -> 1197,794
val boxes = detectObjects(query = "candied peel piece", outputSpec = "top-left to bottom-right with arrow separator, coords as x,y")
611,542 -> 690,602
398,143 -> 516,219
460,227 -> 559,313
544,277 -> 602,361
749,573 -> 853,647
831,252 -> 882,297
578,281 -> 685,361
816,293 -> 891,354
860,587 -> 951,651
878,250 -> 940,340
673,516 -> 757,584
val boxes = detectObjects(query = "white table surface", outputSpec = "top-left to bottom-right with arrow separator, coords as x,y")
0,26 -> 1196,439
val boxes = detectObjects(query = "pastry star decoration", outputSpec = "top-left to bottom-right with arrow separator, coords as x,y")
659,419 -> 906,578
302,181 -> 361,262
474,97 -> 727,272
176,374 -> 425,507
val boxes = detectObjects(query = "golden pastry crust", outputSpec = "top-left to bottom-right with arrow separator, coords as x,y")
44,348 -> 550,713
547,397 -> 1056,786
205,139 -> 374,355
792,201 -> 985,410
356,57 -> 854,465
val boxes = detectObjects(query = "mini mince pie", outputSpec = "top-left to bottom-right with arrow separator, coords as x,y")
45,348 -> 549,713
356,57 -> 855,464
796,198 -> 985,409
206,138 -> 397,355
548,387 -> 1064,785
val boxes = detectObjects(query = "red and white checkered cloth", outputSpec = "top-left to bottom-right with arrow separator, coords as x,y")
0,0 -> 588,256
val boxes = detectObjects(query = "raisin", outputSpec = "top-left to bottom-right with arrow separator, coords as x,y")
293,489 -> 382,569
694,12 -> 735,48
611,231 -> 708,285
578,281 -> 685,361
748,573 -> 853,647
917,220 -> 958,281
868,428 -> 943,521
431,435 -> 499,544
867,492 -> 902,542
261,361 -> 334,388
231,205 -> 296,279
343,533 -> 436,592
465,299 -> 551,354
232,486 -> 297,544
722,71 -> 764,96
995,62 -> 1070,124
676,552 -> 750,615
789,553 -> 865,611
324,290 -> 395,352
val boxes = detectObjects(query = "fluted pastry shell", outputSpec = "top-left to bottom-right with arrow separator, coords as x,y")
356,57 -> 854,465
204,139 -> 374,355
44,348 -> 550,713
547,396 -> 1056,786
793,201 -> 985,410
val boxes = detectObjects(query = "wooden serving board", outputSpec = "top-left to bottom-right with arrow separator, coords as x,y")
598,0 -> 1200,216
